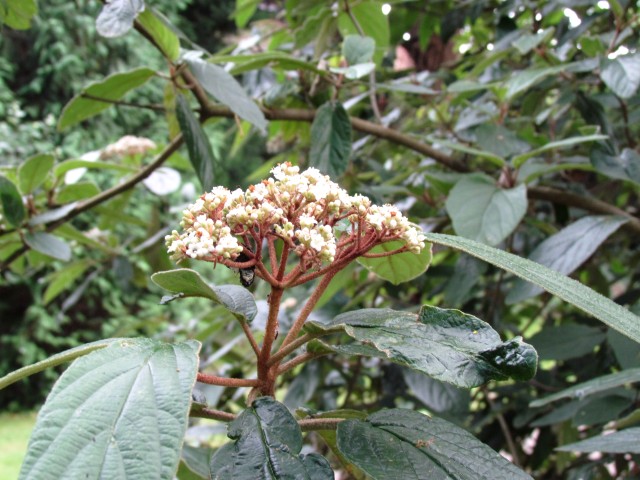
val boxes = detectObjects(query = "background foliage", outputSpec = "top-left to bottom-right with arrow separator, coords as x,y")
1,0 -> 639,478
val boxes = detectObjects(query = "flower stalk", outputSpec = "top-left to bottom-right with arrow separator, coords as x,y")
165,163 -> 427,398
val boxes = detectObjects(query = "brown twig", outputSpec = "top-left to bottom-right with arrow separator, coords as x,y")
197,372 -> 259,388
190,407 -> 237,422
0,135 -> 184,272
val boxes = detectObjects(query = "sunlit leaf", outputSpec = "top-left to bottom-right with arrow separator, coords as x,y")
19,338 -> 200,480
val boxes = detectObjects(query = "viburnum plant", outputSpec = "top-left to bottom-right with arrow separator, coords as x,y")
165,162 -> 428,399
3,162 -> 545,480
154,162 -> 538,478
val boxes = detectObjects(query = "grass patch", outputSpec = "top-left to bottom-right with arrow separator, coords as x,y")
0,411 -> 37,478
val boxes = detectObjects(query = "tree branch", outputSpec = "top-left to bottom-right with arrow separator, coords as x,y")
0,135 -> 184,272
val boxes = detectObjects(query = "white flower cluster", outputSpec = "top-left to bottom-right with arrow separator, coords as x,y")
165,163 -> 426,264
101,136 -> 157,159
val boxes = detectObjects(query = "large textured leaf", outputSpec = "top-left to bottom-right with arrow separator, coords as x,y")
424,232 -> 640,344
445,174 -> 527,246
530,368 -> 640,408
175,93 -> 216,191
58,68 -> 156,130
309,101 -> 351,179
357,240 -> 432,285
506,216 -> 628,304
24,232 -> 71,261
0,175 -> 25,226
96,0 -> 145,38
184,53 -> 267,133
151,268 -> 257,323
0,338 -> 124,391
137,8 -> 180,61
209,397 -> 333,479
600,54 -> 640,99
557,428 -> 640,454
305,305 -> 537,388
19,338 -> 200,480
18,154 -> 54,194
336,409 -> 532,480
1,0 -> 37,29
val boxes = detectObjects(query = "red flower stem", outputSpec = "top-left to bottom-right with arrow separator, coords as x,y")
267,236 -> 278,274
277,351 -> 324,375
276,243 -> 290,281
257,287 -> 284,395
197,372 -> 258,387
360,246 -> 409,258
241,320 -> 261,357
267,332 -> 319,367
278,270 -> 337,350
190,407 -> 237,422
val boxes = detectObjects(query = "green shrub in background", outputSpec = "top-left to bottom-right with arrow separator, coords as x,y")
0,0 -> 639,478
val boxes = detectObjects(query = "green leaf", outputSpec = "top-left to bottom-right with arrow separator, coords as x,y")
151,268 -> 257,323
181,444 -> 213,479
54,159 -> 135,178
305,305 -> 537,388
512,134 -> 609,168
209,397 -> 333,479
18,154 -> 54,194
357,240 -> 432,285
330,63 -> 375,80
336,409 -> 532,480
591,147 -> 640,185
427,137 -> 505,167
600,54 -> 640,99
0,175 -> 25,226
513,29 -> 553,55
0,338 -> 124,391
24,232 -> 71,261
58,68 -> 156,131
175,93 -> 216,191
233,0 -> 259,28
506,216 -> 628,304
43,260 -> 91,305
210,52 -> 323,76
184,53 -> 268,133
19,338 -> 200,480
27,202 -> 78,226
309,101 -> 351,179
530,368 -> 640,407
337,1 -> 389,66
1,0 -> 37,29
342,35 -> 375,65
95,0 -> 144,38
505,65 -> 566,100
56,181 -> 101,203
424,232 -> 640,344
608,329 -> 640,369
557,427 -> 640,454
445,174 -> 527,246
137,8 -> 180,61
528,324 -> 606,361
402,370 -> 470,415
